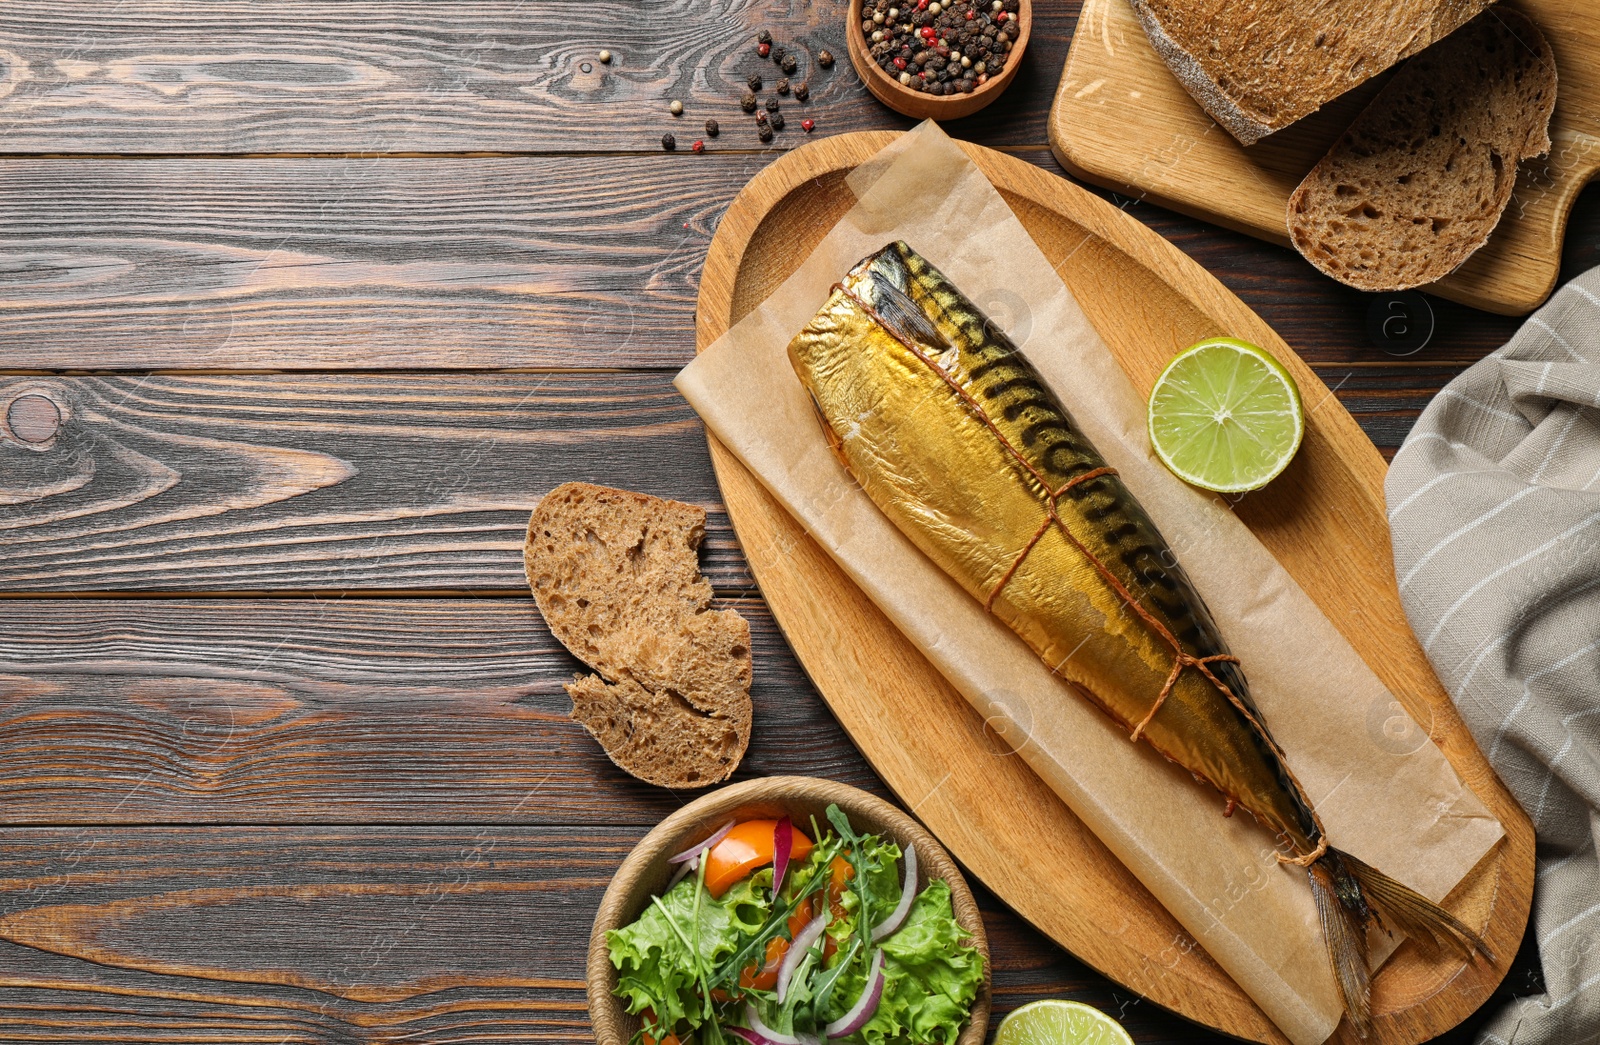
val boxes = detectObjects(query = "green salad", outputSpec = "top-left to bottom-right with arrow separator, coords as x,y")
608,805 -> 984,1045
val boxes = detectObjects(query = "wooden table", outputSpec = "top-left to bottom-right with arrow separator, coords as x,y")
0,3 -> 1575,1042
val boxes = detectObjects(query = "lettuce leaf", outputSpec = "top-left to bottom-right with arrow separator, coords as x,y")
824,880 -> 984,1045
607,870 -> 775,1037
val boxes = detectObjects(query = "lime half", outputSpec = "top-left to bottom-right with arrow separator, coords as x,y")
995,1000 -> 1134,1045
1147,337 -> 1303,493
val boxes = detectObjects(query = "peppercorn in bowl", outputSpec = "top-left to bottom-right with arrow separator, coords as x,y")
846,0 -> 1029,120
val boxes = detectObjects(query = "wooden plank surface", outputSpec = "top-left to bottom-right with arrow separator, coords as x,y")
0,154 -> 1559,371
0,0 -> 1564,1041
0,598 -> 886,822
0,0 -> 1072,154
0,825 -> 1228,1044
0,369 -> 1445,596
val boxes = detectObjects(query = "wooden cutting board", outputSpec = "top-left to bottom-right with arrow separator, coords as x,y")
1048,0 -> 1600,316
694,131 -> 1532,1044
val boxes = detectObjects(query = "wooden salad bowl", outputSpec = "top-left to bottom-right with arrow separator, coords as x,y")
587,776 -> 992,1045
845,0 -> 1031,120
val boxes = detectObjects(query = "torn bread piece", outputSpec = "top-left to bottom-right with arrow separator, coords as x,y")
525,482 -> 753,788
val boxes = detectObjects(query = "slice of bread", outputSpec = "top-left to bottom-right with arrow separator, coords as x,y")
1129,0 -> 1500,145
524,482 -> 752,788
1286,8 -> 1557,292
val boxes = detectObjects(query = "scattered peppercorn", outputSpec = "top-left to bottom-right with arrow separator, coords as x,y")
758,29 -> 773,45
598,49 -> 613,63
669,99 -> 683,115
818,49 -> 835,67
776,77 -> 790,95
770,110 -> 785,130
705,118 -> 720,137
780,52 -> 798,74
758,41 -> 771,57
692,139 -> 705,153
802,118 -> 815,132
747,73 -> 763,91
661,133 -> 676,150
740,90 -> 758,112
758,124 -> 774,142
770,45 -> 787,65
755,109 -> 769,124
765,96 -> 780,112
794,80 -> 810,101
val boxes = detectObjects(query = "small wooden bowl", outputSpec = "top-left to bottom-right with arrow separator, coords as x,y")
846,0 -> 1031,121
588,776 -> 991,1045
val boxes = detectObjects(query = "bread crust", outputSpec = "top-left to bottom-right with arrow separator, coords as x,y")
1128,0 -> 1272,145
524,482 -> 753,789
1128,0 -> 1500,145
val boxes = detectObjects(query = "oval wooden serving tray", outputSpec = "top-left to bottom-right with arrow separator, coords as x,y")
693,132 -> 1533,1044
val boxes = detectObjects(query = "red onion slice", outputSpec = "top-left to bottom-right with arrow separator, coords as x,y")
772,816 -> 794,897
746,1002 -> 821,1045
824,949 -> 885,1039
666,853 -> 697,890
669,820 -> 735,865
727,1028 -> 769,1045
870,842 -> 917,942
776,911 -> 829,1003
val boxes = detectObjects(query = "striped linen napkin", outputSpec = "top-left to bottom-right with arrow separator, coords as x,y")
1387,267 -> 1600,1044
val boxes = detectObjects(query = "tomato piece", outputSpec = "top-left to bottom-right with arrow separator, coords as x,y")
828,854 -> 855,901
640,1009 -> 679,1045
787,896 -> 814,938
702,820 -> 815,899
739,936 -> 788,991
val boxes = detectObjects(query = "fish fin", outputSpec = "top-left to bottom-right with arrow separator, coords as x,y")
866,270 -> 951,357
1338,849 -> 1496,963
1307,853 -> 1374,1040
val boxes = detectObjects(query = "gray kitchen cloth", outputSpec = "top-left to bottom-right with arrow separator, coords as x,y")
1387,265 -> 1600,1045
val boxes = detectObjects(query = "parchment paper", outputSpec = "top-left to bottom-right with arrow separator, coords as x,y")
675,121 -> 1504,1045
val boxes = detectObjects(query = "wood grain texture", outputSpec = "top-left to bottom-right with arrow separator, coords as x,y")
0,825 -> 1245,1045
0,371 -> 756,593
0,0 -> 1072,155
0,369 -> 1446,594
0,155 -> 1575,372
0,597 -> 888,822
1049,0 -> 1600,315
695,131 -> 1533,1044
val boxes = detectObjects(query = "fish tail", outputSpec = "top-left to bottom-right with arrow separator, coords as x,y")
1306,847 -> 1494,1040
1338,849 -> 1496,963
1307,851 -> 1373,1039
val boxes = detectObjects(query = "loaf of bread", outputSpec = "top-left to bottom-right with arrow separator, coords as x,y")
524,482 -> 753,789
1287,8 -> 1557,292
1129,0 -> 1501,145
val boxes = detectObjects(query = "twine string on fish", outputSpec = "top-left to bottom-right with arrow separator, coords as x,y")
838,280 -> 1331,867
982,466 -> 1118,613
